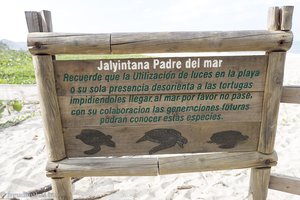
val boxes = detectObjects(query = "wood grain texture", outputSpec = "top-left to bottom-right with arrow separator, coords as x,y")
1,84 -> 297,103
46,151 -> 277,177
269,174 -> 300,195
159,152 -> 277,175
280,6 -> 294,31
58,92 -> 263,127
26,11 -> 66,162
54,56 -> 267,96
51,178 -> 73,200
28,32 -> 111,55
39,10 -> 53,32
281,86 -> 300,104
249,168 -> 271,200
258,52 -> 286,153
111,31 -> 292,54
267,7 -> 280,31
32,56 -> 66,161
63,122 -> 260,157
26,10 -> 72,200
27,30 -> 293,55
25,10 -> 52,33
25,12 -> 41,33
47,157 -> 158,177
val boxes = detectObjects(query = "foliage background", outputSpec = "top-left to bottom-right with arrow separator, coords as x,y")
0,42 -> 35,84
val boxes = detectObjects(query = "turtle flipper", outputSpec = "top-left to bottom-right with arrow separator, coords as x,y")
136,135 -> 148,143
84,145 -> 101,155
149,143 -> 175,155
219,143 -> 236,149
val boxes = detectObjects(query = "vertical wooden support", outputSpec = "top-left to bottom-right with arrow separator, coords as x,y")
258,52 -> 286,153
25,11 -> 73,200
52,178 -> 73,200
249,168 -> 271,200
267,7 -> 280,31
258,5 -> 293,153
280,6 -> 294,30
249,6 -> 291,200
249,52 -> 285,199
32,55 -> 66,160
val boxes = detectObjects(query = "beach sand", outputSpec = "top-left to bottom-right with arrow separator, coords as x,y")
0,53 -> 299,200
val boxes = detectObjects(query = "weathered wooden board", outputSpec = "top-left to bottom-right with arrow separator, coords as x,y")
110,31 -> 292,54
32,55 -> 66,161
28,32 -> 111,55
27,30 -> 293,55
47,156 -> 159,177
269,174 -> 300,195
58,92 -> 263,127
280,6 -> 294,31
280,86 -> 300,104
249,168 -> 271,200
0,84 -> 296,103
63,122 -> 260,157
54,56 -> 267,95
159,151 -> 277,175
55,55 -> 266,157
258,52 -> 286,153
46,151 -> 277,177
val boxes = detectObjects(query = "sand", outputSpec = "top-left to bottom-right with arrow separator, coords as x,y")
0,53 -> 300,200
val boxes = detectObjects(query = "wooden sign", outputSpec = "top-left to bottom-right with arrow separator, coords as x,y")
53,55 -> 267,157
26,7 -> 295,200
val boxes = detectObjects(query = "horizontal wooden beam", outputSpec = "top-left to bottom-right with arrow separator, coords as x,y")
46,151 -> 277,177
269,174 -> 300,195
27,30 -> 293,55
47,156 -> 159,177
280,85 -> 300,104
158,151 -> 277,175
28,32 -> 111,55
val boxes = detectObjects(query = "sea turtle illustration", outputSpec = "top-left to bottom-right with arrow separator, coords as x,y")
76,129 -> 115,155
136,129 -> 188,154
207,130 -> 249,149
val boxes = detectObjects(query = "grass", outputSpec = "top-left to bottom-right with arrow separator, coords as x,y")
0,49 -> 35,84
0,47 -> 147,84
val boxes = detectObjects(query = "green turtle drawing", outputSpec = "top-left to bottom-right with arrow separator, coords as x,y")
207,130 -> 248,149
136,129 -> 188,154
76,129 -> 115,155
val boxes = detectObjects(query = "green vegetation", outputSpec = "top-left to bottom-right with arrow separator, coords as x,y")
0,99 -> 27,129
0,43 -> 35,84
0,100 -> 36,129
0,42 -> 148,127
0,40 -> 147,84
0,100 -> 23,117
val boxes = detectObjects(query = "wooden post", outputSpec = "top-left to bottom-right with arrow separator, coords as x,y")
280,6 -> 294,30
249,168 -> 271,200
25,10 -> 73,200
51,178 -> 73,200
249,6 -> 293,200
269,174 -> 300,195
258,52 -> 286,153
267,7 -> 280,31
249,52 -> 285,199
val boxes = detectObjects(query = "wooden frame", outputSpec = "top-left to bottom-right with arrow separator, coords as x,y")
25,6 -> 298,200
27,30 -> 292,54
25,10 -> 72,199
46,152 -> 277,177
